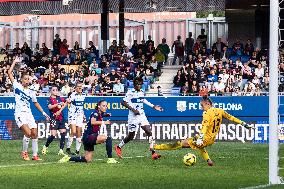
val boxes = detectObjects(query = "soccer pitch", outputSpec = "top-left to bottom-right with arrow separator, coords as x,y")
0,140 -> 283,189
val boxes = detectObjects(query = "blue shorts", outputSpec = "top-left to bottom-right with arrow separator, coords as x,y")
83,133 -> 98,152
50,119 -> 66,130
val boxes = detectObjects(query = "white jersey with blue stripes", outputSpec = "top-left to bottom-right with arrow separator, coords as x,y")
68,92 -> 86,115
123,88 -> 146,116
13,81 -> 37,115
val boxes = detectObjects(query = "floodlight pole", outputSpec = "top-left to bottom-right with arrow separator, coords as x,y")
269,0 -> 281,185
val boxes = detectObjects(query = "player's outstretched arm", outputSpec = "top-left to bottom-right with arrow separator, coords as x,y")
34,102 -> 50,120
7,57 -> 21,83
142,99 -> 163,111
222,110 -> 254,129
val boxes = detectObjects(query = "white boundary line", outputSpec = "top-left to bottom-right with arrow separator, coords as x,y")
0,155 -> 145,169
239,184 -> 272,189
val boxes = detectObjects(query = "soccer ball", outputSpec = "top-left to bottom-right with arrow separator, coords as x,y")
183,153 -> 196,166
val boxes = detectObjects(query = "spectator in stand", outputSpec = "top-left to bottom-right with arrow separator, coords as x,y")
185,32 -> 194,56
154,48 -> 165,68
60,39 -> 69,58
64,54 -> 71,65
172,35 -> 184,65
109,40 -> 118,53
180,81 -> 189,96
211,47 -> 220,60
109,69 -> 119,84
101,76 -> 113,95
189,80 -> 199,96
88,41 -> 97,58
242,62 -> 253,82
118,40 -> 126,53
146,41 -> 155,60
156,38 -> 170,62
53,34 -> 61,56
255,63 -> 264,79
244,39 -> 254,56
199,85 -> 209,96
232,39 -> 244,56
212,38 -> 226,53
207,70 -> 218,83
42,43 -> 49,56
90,79 -> 101,95
138,40 -> 147,55
13,43 -> 21,54
173,70 -> 184,87
74,41 -> 80,50
146,35 -> 154,48
131,40 -> 139,58
113,79 -> 125,95
198,29 -> 207,48
220,46 -> 230,63
122,47 -> 133,59
22,42 -> 32,58
193,38 -> 202,54
213,77 -> 225,94
61,81 -> 71,96
103,62 -> 112,75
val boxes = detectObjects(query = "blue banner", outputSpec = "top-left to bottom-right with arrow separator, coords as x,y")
0,96 -> 271,121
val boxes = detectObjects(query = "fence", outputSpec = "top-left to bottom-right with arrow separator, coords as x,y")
0,16 -> 227,52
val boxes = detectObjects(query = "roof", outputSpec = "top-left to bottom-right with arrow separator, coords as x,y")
0,0 -> 225,16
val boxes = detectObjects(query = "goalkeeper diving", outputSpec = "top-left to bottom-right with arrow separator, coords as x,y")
154,96 -> 254,166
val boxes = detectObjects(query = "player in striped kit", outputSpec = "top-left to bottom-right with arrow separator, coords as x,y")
8,56 -> 49,161
115,77 -> 163,160
66,82 -> 86,155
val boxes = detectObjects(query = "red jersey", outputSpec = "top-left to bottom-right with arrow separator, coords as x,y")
47,96 -> 65,121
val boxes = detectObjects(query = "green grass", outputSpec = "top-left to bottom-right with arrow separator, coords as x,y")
0,140 -> 283,189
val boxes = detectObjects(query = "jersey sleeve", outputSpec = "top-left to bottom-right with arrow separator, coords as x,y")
12,81 -> 20,90
123,90 -> 132,103
222,109 -> 243,124
31,91 -> 37,103
69,93 -> 75,102
200,111 -> 211,135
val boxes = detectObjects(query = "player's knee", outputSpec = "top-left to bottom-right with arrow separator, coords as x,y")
31,131 -> 37,139
97,135 -> 107,143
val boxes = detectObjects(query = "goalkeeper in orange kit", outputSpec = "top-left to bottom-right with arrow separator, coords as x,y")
154,96 -> 254,166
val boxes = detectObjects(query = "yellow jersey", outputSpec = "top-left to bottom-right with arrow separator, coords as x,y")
201,107 -> 243,140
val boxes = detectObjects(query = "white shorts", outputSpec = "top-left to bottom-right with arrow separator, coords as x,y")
127,114 -> 149,132
15,112 -> 37,129
68,113 -> 84,127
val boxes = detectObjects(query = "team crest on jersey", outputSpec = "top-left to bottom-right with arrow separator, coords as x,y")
176,101 -> 187,112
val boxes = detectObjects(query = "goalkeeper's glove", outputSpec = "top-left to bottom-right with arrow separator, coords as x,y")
196,133 -> 204,146
242,122 -> 255,129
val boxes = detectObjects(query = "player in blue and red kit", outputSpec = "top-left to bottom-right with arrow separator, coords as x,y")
42,86 -> 68,156
59,100 -> 118,164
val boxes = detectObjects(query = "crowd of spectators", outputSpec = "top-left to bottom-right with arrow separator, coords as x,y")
0,34 -> 167,96
173,30 -> 271,96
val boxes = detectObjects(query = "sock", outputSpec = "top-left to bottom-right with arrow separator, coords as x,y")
148,136 -> 155,149
45,135 -> 55,148
105,137 -> 112,158
198,148 -> 210,161
22,135 -> 30,152
154,141 -> 182,150
59,133 -> 66,150
66,136 -> 74,149
69,156 -> 87,163
32,139 -> 38,156
118,140 -> 125,149
75,138 -> 82,152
